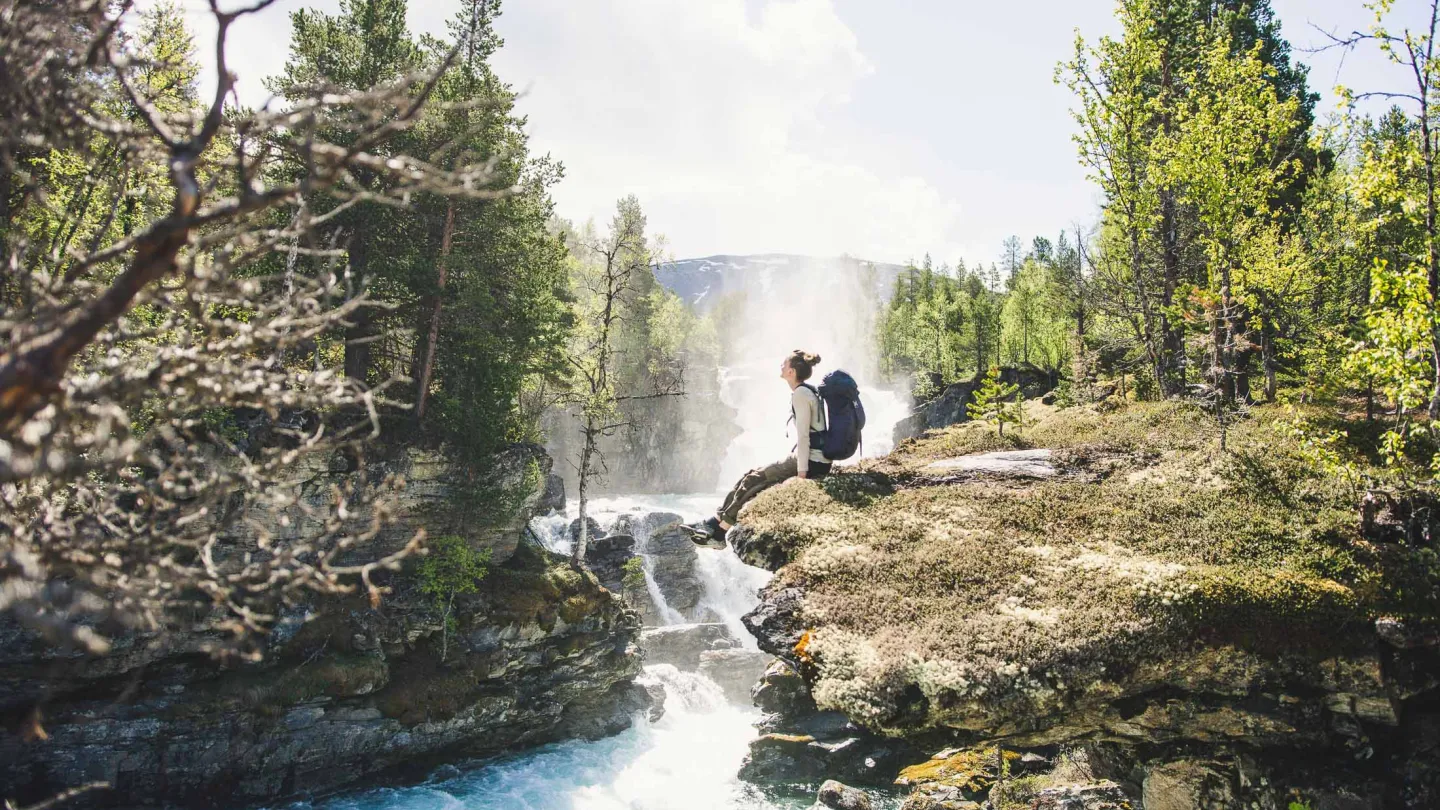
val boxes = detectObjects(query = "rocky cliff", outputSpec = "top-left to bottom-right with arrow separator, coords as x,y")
0,445 -> 651,808
732,402 -> 1440,808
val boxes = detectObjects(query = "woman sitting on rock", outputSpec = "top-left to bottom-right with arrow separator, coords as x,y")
683,349 -> 832,548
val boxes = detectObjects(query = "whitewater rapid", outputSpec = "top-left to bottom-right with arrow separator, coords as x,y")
295,495 -> 813,810
296,387 -> 911,810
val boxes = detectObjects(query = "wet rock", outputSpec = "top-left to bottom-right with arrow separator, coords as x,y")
635,672 -> 668,723
753,659 -> 818,716
633,513 -> 710,621
538,473 -> 566,514
740,731 -> 925,792
584,533 -> 636,593
814,779 -> 873,810
757,711 -> 860,739
569,516 -> 606,542
742,586 -> 807,657
640,623 -> 733,668
698,648 -> 774,703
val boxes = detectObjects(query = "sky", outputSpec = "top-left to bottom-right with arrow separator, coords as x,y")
152,0 -> 1426,267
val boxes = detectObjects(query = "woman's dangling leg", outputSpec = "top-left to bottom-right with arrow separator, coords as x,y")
716,457 -> 799,526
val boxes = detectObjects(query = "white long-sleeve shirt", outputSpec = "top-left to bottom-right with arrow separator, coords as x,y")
791,385 -> 828,474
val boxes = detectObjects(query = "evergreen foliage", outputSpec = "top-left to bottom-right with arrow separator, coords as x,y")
271,0 -> 571,463
967,367 -> 1023,436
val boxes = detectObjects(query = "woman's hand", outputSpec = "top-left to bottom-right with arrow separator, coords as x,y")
797,471 -> 808,479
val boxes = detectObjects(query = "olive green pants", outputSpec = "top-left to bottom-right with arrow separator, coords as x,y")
717,457 -> 831,525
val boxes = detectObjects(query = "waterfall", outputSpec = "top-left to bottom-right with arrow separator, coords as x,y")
692,543 -> 770,649
297,256 -> 915,810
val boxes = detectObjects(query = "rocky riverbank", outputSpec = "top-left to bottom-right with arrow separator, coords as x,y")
0,445 -> 652,808
730,401 -> 1440,808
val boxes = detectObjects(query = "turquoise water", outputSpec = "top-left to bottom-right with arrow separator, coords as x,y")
298,666 -> 823,810
291,488 -> 905,809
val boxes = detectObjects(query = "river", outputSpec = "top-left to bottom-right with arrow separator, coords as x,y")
294,388 -> 911,810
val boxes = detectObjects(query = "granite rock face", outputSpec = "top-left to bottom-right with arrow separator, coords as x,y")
0,447 -> 649,809
544,372 -> 742,494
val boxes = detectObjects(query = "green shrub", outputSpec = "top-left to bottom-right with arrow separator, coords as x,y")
417,535 -> 491,660
622,556 -> 646,589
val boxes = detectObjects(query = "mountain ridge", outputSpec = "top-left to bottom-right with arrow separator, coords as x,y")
654,253 -> 909,312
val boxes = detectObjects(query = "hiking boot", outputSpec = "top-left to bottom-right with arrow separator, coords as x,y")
682,517 -> 727,549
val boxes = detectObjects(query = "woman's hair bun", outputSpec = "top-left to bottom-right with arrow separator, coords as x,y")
787,350 -> 821,381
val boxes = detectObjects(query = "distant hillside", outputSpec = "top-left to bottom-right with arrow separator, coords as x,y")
653,253 -> 908,312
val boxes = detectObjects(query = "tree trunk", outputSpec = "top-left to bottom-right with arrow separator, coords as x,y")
1158,35 -> 1184,398
1261,312 -> 1277,402
572,436 -> 593,565
415,200 -> 456,423
1160,190 -> 1184,396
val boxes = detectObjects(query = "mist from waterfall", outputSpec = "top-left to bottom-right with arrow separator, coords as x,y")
706,256 -> 911,488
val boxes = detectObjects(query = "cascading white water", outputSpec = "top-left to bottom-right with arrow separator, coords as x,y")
299,257 -> 912,810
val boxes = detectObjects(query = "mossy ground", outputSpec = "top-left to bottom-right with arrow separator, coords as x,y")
738,401 -> 1440,735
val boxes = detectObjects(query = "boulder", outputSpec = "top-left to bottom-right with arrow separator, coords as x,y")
538,473 -> 566,514
632,512 -> 711,621
584,533 -> 636,593
814,780 -> 873,810
569,516 -> 606,542
752,659 -> 819,717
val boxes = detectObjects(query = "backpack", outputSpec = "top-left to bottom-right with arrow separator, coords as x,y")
801,370 -> 866,461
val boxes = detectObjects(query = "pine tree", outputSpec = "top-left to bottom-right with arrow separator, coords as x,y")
968,367 -> 1022,436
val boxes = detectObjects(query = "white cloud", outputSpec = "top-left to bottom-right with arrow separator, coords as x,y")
489,0 -> 967,263
140,0 -> 968,263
